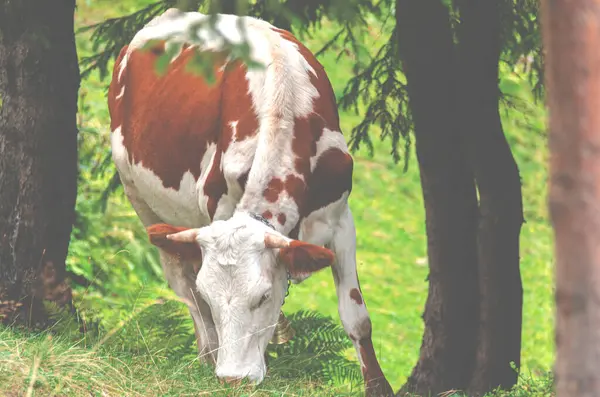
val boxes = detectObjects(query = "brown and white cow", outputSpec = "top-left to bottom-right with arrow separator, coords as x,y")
107,9 -> 392,396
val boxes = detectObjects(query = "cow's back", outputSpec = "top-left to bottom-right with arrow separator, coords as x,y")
108,12 -> 263,227
108,10 -> 353,238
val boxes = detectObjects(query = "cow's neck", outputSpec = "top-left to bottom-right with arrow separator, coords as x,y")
234,161 -> 306,237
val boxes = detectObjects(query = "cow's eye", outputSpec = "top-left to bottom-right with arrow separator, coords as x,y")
257,292 -> 271,308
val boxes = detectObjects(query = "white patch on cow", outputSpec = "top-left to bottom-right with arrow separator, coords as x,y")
117,52 -> 129,83
310,127 -> 349,172
131,166 -> 203,228
298,191 -> 349,247
110,126 -> 130,180
197,142 -> 217,222
229,120 -> 239,138
191,213 -> 289,383
284,191 -> 350,284
111,126 -> 213,228
115,85 -> 125,100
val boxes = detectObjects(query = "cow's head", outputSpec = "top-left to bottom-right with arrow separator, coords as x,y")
146,212 -> 335,384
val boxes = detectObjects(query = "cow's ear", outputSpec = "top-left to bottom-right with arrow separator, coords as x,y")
146,224 -> 203,261
277,241 -> 335,279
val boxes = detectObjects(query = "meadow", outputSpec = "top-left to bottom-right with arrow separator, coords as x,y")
0,1 -> 554,395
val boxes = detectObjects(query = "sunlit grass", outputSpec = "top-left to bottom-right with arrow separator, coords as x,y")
0,324 -> 342,397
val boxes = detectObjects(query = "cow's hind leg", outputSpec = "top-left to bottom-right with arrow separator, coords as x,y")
329,205 -> 393,397
122,183 -> 219,364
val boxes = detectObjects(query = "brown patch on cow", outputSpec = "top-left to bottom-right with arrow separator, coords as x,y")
146,224 -> 203,261
284,174 -> 306,211
204,150 -> 228,220
108,44 -> 233,190
264,177 -> 284,202
277,213 -> 287,225
220,60 -> 260,150
307,148 -> 353,214
358,337 -> 386,383
279,240 -> 334,278
291,116 -> 320,176
262,210 -> 273,219
350,288 -> 363,305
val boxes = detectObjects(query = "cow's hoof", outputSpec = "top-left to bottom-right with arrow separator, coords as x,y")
365,377 -> 394,397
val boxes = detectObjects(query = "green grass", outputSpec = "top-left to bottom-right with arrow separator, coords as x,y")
0,324 -> 345,396
0,0 -> 556,395
0,321 -> 553,397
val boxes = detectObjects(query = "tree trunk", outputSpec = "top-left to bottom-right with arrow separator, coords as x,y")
219,0 -> 237,14
0,0 -> 79,326
543,0 -> 600,396
455,1 -> 524,394
396,1 -> 480,394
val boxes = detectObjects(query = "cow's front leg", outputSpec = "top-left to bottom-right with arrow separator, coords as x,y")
329,207 -> 394,397
121,185 -> 220,365
158,250 -> 219,365
188,295 -> 219,365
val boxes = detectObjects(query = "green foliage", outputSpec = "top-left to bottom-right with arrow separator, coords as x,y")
267,310 -> 362,386
77,0 -> 371,80
338,24 -> 411,167
501,0 -> 543,99
78,0 -> 176,79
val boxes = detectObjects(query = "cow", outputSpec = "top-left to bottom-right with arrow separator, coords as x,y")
107,8 -> 393,396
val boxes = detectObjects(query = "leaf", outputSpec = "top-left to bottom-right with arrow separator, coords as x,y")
500,76 -> 524,97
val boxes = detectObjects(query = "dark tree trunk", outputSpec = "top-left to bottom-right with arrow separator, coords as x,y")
543,0 -> 600,396
219,0 -> 237,14
396,0 -> 480,394
455,1 -> 524,394
0,0 -> 79,326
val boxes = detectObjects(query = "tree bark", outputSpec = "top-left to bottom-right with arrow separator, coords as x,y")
543,0 -> 600,395
455,1 -> 524,394
396,1 -> 480,394
0,0 -> 79,326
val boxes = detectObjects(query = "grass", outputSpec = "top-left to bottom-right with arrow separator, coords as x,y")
0,321 -> 553,397
1,0 -> 555,396
0,324 -> 341,397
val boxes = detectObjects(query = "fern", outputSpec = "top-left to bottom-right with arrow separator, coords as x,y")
267,310 -> 362,387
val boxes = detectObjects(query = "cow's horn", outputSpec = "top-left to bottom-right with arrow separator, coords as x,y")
264,232 -> 290,249
166,228 -> 201,243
